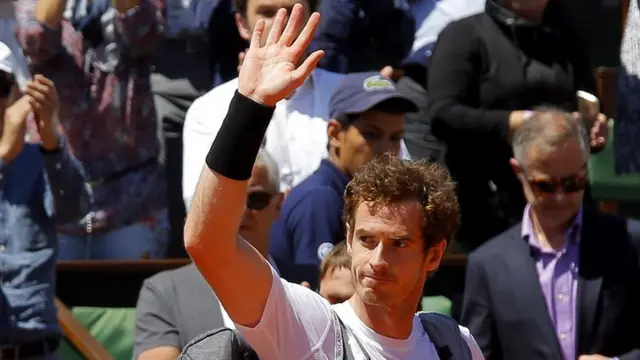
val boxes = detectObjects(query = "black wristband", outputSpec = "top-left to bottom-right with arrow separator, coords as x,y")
205,91 -> 275,181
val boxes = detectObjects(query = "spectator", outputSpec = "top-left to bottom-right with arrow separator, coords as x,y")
184,7 -> 483,358
152,0 -> 244,257
182,0 -> 344,203
134,148 -> 294,360
461,109 -> 640,360
318,241 -> 354,304
425,0 -> 609,251
15,0 -> 169,259
269,72 -> 417,266
0,43 -> 91,360
309,0 -> 415,73
398,0 -> 485,162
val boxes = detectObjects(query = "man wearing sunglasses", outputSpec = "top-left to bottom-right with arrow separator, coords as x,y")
461,108 -> 640,360
135,148 -> 317,360
0,42 -> 91,360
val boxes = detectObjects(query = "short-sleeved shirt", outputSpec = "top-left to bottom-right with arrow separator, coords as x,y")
270,159 -> 350,266
235,267 -> 485,360
133,264 -> 227,356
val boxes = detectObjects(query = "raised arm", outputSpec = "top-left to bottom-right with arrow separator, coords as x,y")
184,4 -> 323,328
15,0 -> 66,64
111,0 -> 162,58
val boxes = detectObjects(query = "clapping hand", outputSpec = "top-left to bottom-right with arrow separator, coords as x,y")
237,3 -> 324,107
25,75 -> 60,151
573,112 -> 608,149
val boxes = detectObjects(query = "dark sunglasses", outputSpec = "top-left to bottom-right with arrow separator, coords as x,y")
247,191 -> 275,211
527,174 -> 588,195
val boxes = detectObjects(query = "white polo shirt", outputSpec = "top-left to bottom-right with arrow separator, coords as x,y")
182,69 -> 412,209
234,267 -> 485,360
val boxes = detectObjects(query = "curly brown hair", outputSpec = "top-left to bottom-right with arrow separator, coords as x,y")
342,154 -> 460,251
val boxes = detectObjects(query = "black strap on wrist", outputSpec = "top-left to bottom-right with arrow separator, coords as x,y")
205,91 -> 275,181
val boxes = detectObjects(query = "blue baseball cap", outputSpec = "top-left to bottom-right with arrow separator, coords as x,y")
329,72 -> 418,120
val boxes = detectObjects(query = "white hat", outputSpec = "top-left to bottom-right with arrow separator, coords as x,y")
0,41 -> 15,75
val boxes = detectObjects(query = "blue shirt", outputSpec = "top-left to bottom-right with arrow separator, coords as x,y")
0,140 -> 91,343
270,160 -> 349,266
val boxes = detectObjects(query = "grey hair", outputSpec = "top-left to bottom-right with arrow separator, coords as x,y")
254,148 -> 280,193
512,107 -> 590,168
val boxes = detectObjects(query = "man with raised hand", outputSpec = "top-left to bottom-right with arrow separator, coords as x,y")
185,5 -> 484,360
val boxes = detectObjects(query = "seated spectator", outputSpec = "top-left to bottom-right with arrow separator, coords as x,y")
0,42 -> 91,360
425,0 -> 609,251
461,108 -> 640,360
318,241 -> 353,304
15,0 -> 169,259
270,72 -> 417,266
134,149 -> 316,360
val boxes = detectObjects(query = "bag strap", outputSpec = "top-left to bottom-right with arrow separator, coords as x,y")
333,310 -> 370,360
418,312 -> 473,360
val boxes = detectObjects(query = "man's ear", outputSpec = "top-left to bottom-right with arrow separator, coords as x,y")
509,158 -> 522,178
327,119 -> 343,151
235,13 -> 251,40
345,223 -> 352,253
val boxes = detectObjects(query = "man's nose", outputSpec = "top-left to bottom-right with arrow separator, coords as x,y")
369,242 -> 389,272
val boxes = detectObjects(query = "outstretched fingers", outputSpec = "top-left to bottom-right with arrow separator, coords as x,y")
265,8 -> 287,46
290,12 -> 321,60
290,49 -> 324,86
249,19 -> 266,50
279,3 -> 304,46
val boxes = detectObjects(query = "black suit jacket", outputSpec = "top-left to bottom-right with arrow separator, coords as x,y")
461,208 -> 640,360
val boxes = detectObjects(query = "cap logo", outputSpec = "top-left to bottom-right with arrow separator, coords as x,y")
362,75 -> 394,92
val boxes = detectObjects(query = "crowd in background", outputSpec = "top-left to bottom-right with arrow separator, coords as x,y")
1,0 -> 640,358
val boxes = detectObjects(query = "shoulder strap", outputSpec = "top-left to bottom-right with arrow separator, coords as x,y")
333,309 -> 370,360
418,312 -> 473,360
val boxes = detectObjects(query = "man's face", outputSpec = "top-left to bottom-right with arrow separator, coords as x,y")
239,165 -> 283,252
236,0 -> 311,45
319,266 -> 354,304
514,138 -> 587,228
347,201 -> 444,309
337,110 -> 405,176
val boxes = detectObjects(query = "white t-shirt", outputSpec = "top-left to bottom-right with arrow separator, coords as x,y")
235,267 -> 485,360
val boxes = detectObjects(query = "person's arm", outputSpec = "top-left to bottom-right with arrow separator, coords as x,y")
184,4 -> 323,328
42,137 -> 92,224
15,0 -> 66,64
110,0 -> 162,58
289,188 -> 344,266
426,21 -> 520,142
461,254 -> 502,360
134,278 -> 182,360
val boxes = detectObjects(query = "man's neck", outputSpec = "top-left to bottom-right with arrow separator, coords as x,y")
530,211 -> 574,251
327,153 -> 351,179
348,295 -> 418,340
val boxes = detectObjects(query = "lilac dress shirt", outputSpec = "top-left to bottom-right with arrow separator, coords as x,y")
521,205 -> 582,360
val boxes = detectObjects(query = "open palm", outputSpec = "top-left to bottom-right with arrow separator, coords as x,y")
238,4 -> 324,107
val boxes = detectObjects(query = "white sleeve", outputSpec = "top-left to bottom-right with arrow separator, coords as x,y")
234,267 -> 339,360
459,325 -> 486,360
181,95 -> 226,211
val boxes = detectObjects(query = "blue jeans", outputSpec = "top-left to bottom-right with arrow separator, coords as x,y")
57,209 -> 170,260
